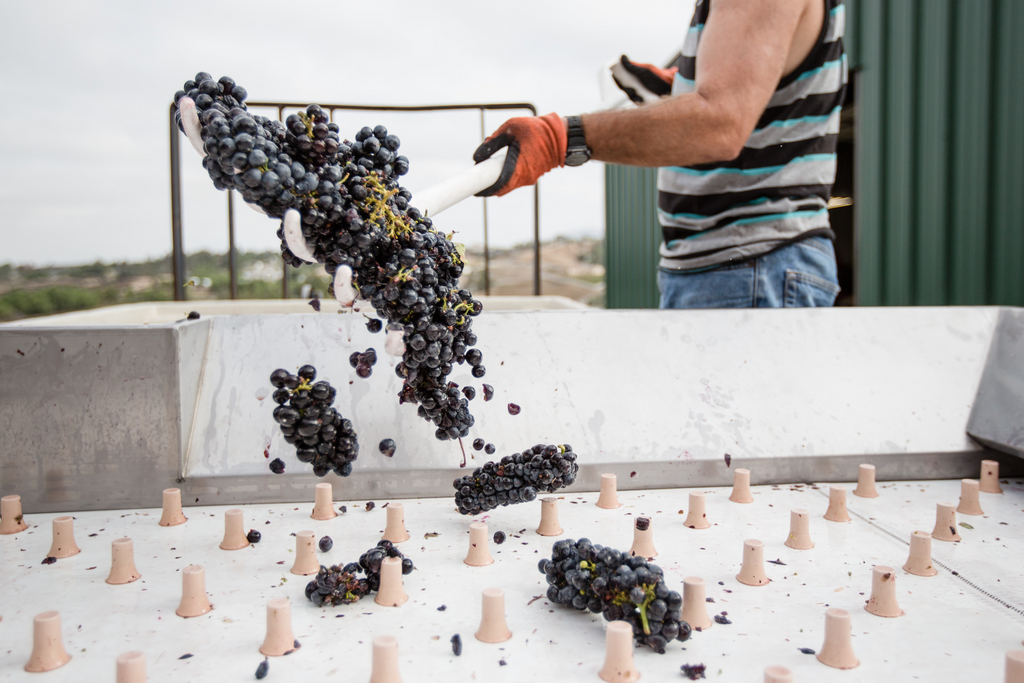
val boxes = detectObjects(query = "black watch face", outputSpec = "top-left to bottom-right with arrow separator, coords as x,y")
565,150 -> 590,167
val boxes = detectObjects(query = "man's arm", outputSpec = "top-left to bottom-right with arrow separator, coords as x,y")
584,0 -> 810,168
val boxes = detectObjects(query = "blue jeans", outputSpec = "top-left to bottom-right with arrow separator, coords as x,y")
657,237 -> 840,309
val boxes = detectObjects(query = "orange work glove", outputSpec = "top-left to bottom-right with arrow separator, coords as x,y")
611,55 -> 678,105
472,112 -> 566,197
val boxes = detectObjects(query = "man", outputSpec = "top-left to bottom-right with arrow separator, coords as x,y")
474,0 -> 847,309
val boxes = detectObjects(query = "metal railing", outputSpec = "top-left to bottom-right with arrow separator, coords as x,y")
169,101 -> 541,301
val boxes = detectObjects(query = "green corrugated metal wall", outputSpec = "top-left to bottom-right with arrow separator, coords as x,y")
605,165 -> 661,308
605,0 -> 1024,308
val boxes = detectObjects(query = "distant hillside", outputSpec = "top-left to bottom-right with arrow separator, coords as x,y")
0,239 -> 604,322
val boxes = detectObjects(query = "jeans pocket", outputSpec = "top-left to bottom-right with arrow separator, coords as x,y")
784,269 -> 840,307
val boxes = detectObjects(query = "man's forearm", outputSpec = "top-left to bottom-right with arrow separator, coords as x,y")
581,92 -> 748,168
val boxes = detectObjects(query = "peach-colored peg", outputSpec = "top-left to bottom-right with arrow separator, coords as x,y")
219,509 -> 249,550
599,621 -> 640,683
369,635 -> 403,683
763,666 -> 793,683
116,650 -> 146,683
464,522 -> 494,566
596,473 -> 621,509
683,492 -> 711,529
0,494 -> 28,534
536,497 -> 562,536
259,598 -> 299,657
823,485 -> 851,522
865,565 -> 903,618
816,608 -> 859,669
629,517 -> 657,559
737,539 -> 770,586
681,577 -> 713,630
158,488 -> 187,526
931,502 -> 961,542
106,537 -> 142,585
853,464 -> 879,498
290,530 -> 320,575
47,516 -> 81,558
729,468 -> 754,503
381,502 -> 410,543
980,459 -> 1003,494
24,611 -> 72,673
903,530 -> 938,577
475,588 -> 512,643
957,479 -> 984,516
310,482 -> 337,520
785,508 -> 814,549
176,565 -> 213,617
1007,651 -> 1024,683
375,557 -> 408,606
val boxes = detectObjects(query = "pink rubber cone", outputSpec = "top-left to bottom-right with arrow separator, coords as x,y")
853,464 -> 879,498
0,494 -> 28,534
598,621 -> 640,683
47,516 -> 81,558
816,608 -> 859,669
824,485 -> 851,523
176,565 -> 213,617
259,598 -> 299,656
980,459 -> 1003,494
24,611 -> 72,673
116,650 -> 146,683
106,537 -> 142,585
464,522 -> 494,567
683,492 -> 711,529
290,530 -> 320,576
475,588 -> 512,643
629,517 -> 657,559
310,482 -> 337,520
903,530 -> 937,577
536,497 -> 562,536
381,503 -> 410,543
681,577 -> 713,630
375,557 -> 408,606
865,565 -> 903,617
729,468 -> 754,503
763,666 -> 793,683
957,479 -> 984,516
1007,651 -> 1024,683
158,488 -> 187,526
785,508 -> 814,550
219,509 -> 249,550
369,635 -> 403,683
736,539 -> 770,586
596,474 -> 621,509
931,502 -> 961,542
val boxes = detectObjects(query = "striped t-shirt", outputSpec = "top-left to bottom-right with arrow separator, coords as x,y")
657,0 -> 848,272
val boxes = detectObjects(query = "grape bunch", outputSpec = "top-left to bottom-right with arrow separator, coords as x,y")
359,539 -> 414,592
304,540 -> 414,607
539,538 -> 691,653
453,444 -> 579,516
349,348 -> 377,378
269,365 -> 358,477
173,73 -> 488,444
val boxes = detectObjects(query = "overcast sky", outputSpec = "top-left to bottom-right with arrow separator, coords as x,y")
0,0 -> 694,266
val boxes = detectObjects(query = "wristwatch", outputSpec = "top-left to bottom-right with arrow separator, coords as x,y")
564,115 -> 592,167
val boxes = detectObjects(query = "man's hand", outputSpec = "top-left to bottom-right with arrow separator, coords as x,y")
611,56 -> 678,105
472,112 -> 566,197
